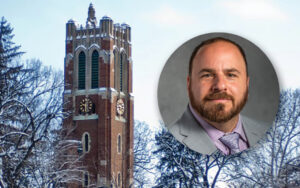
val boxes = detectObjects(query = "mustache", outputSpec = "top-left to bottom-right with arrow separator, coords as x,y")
204,92 -> 234,101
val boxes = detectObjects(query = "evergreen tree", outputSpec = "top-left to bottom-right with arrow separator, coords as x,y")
0,16 -> 25,107
0,18 -> 84,187
0,16 -> 23,65
153,127 -> 234,187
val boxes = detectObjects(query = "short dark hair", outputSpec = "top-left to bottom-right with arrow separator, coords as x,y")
188,37 -> 248,76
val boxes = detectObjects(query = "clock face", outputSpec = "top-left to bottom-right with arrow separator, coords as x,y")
116,99 -> 125,115
79,98 -> 93,114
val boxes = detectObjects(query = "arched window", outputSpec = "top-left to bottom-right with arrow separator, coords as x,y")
113,50 -> 119,90
91,50 -> 99,88
117,134 -> 121,153
120,54 -> 123,92
120,52 -> 127,92
85,134 -> 89,152
82,132 -> 91,153
114,50 -> 127,92
83,171 -> 89,187
120,52 -> 128,93
78,51 -> 86,90
117,172 -> 121,187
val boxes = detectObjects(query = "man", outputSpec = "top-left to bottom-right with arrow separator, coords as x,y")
169,37 -> 269,155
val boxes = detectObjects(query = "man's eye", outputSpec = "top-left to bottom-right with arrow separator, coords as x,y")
228,73 -> 237,77
201,74 -> 212,78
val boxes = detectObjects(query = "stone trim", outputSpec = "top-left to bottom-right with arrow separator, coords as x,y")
73,114 -> 98,120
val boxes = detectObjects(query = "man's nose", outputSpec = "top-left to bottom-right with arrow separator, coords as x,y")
212,75 -> 227,92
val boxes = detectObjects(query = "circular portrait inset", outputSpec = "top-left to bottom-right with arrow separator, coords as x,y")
157,33 -> 279,155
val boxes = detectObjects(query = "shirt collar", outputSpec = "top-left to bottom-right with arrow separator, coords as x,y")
188,104 -> 247,142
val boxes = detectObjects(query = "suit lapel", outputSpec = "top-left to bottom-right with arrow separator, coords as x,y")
242,116 -> 266,146
179,107 -> 217,155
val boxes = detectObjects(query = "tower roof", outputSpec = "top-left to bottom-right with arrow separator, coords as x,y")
102,15 -> 112,21
68,19 -> 75,23
121,23 -> 130,29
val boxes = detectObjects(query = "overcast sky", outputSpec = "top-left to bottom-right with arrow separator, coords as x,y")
1,0 -> 300,127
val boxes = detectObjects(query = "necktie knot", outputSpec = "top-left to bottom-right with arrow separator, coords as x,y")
219,132 -> 240,154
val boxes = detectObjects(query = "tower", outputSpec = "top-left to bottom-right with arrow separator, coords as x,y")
63,3 -> 133,187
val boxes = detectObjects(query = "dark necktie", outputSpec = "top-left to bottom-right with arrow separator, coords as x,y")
219,132 -> 240,154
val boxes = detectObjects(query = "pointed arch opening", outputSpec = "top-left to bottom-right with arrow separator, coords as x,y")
78,51 -> 86,90
117,134 -> 122,153
117,172 -> 121,187
113,49 -> 120,91
82,132 -> 91,153
120,52 -> 128,92
83,171 -> 89,187
91,50 -> 99,88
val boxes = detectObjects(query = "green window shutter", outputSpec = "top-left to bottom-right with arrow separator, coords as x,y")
120,53 -> 123,92
78,51 -> 86,90
114,50 -> 117,90
91,50 -> 99,88
120,53 -> 127,92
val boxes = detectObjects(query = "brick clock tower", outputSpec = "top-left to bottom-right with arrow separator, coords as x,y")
63,4 -> 133,187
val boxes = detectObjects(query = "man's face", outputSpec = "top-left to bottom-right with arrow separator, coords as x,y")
188,41 -> 249,123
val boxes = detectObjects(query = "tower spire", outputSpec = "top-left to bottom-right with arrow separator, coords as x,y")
86,3 -> 97,27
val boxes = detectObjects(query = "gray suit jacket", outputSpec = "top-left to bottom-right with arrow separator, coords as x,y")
169,106 -> 269,155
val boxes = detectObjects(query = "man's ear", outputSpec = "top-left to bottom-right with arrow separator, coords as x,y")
187,75 -> 190,92
247,76 -> 250,89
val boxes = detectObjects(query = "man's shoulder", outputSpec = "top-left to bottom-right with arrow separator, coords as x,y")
242,116 -> 270,133
241,115 -> 270,146
168,107 -> 191,142
168,106 -> 200,135
168,106 -> 217,154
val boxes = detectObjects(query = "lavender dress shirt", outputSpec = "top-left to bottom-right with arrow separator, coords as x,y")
189,104 -> 249,155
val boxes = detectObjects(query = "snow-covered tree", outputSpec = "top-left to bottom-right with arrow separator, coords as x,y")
0,17 -> 85,187
153,90 -> 300,187
225,89 -> 300,187
134,120 -> 155,187
29,128 -> 88,187
153,127 -> 237,187
0,59 -> 65,187
0,16 -> 23,65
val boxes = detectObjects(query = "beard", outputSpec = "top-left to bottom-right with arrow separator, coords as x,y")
189,85 -> 248,123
